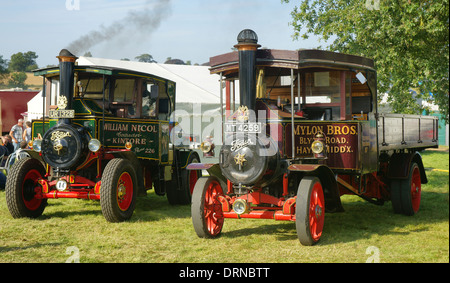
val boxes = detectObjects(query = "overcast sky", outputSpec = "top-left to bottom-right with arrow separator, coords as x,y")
0,0 -> 325,67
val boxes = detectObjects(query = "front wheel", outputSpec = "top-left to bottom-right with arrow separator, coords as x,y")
100,159 -> 138,222
296,176 -> 325,246
191,176 -> 224,238
5,158 -> 47,219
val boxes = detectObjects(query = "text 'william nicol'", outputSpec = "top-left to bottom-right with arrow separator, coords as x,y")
179,267 -> 270,280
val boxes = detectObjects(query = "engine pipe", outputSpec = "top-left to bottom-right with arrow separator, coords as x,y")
56,49 -> 77,125
234,29 -> 261,111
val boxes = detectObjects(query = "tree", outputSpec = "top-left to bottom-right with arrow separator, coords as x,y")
283,0 -> 449,123
8,51 -> 39,72
164,58 -> 185,65
0,55 -> 8,74
8,72 -> 27,89
135,54 -> 156,63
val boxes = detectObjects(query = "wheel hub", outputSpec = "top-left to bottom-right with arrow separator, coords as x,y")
118,183 -> 126,200
314,204 -> 323,218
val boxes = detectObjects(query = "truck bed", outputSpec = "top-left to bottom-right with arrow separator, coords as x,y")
378,113 -> 439,151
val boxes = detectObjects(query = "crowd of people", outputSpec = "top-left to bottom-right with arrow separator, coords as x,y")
1,118 -> 32,189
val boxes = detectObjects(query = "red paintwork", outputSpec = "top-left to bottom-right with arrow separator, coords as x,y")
34,148 -> 132,201
187,163 -> 215,170
0,91 -> 38,133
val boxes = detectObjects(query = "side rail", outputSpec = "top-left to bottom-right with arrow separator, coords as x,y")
378,113 -> 439,151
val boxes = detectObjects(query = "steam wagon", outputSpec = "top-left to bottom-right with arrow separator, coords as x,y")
188,30 -> 439,245
5,50 -> 201,222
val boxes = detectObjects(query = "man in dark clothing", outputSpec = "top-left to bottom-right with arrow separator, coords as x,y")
1,135 -> 14,156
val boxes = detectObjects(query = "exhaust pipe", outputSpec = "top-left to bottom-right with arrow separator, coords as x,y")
56,49 -> 77,124
234,29 -> 260,111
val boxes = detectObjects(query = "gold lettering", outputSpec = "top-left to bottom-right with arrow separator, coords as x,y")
341,126 -> 349,135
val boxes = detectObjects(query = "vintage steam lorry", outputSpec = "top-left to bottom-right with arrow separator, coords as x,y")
189,30 -> 439,245
5,49 -> 201,222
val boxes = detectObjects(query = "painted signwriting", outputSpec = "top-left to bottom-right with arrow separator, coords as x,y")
101,120 -> 162,160
286,122 -> 359,169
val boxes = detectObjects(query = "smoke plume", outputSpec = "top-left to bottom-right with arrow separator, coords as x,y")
66,0 -> 171,55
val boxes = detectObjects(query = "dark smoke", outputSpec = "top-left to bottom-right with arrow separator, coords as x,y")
66,0 -> 171,55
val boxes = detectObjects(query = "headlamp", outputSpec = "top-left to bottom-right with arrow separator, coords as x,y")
88,139 -> 101,152
200,141 -> 212,153
233,199 -> 250,215
311,140 -> 324,154
33,139 -> 42,152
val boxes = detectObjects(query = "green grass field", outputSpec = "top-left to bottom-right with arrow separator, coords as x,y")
0,149 -> 448,263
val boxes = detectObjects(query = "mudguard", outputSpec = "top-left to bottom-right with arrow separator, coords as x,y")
177,150 -> 200,169
387,152 -> 427,184
288,164 -> 344,213
187,163 -> 227,185
107,150 -> 145,193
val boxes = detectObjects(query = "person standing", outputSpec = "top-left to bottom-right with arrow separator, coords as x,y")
9,118 -> 24,151
23,121 -> 32,144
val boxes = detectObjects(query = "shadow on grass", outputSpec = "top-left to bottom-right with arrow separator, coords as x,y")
218,190 -> 448,245
0,242 -> 62,253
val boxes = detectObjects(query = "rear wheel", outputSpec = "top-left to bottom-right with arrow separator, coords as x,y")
5,158 -> 47,219
296,176 -> 325,246
167,154 -> 201,205
100,159 -> 137,222
191,176 -> 224,238
390,179 -> 403,214
401,162 -> 421,216
390,162 -> 421,216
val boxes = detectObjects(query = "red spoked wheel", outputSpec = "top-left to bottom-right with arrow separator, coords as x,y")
191,176 -> 224,238
5,158 -> 47,219
402,163 -> 422,216
101,159 -> 137,222
296,176 -> 325,246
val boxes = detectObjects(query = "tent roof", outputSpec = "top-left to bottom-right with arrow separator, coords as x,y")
77,57 -> 222,104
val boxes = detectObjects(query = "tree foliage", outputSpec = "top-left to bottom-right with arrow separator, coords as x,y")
283,0 -> 449,123
8,72 -> 27,89
135,54 -> 156,63
8,51 -> 38,72
0,55 -> 8,75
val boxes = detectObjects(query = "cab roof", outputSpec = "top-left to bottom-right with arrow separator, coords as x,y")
33,65 -> 175,84
209,49 -> 375,77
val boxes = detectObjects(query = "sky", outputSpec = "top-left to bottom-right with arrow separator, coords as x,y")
0,0 -> 325,67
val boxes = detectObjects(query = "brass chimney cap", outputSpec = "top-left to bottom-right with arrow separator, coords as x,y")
57,49 -> 78,62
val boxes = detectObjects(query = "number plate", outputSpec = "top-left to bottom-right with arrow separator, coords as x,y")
225,122 -> 262,133
49,110 -> 75,119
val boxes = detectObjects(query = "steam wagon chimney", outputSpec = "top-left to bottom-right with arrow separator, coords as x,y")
56,49 -> 77,125
234,29 -> 261,111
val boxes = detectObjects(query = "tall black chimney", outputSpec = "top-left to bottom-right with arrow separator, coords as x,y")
234,29 -> 260,111
57,49 -> 77,124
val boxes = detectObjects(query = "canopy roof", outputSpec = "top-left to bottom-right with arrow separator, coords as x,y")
77,57 -> 222,104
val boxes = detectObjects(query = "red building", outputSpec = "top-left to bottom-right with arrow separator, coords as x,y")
0,90 -> 39,134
